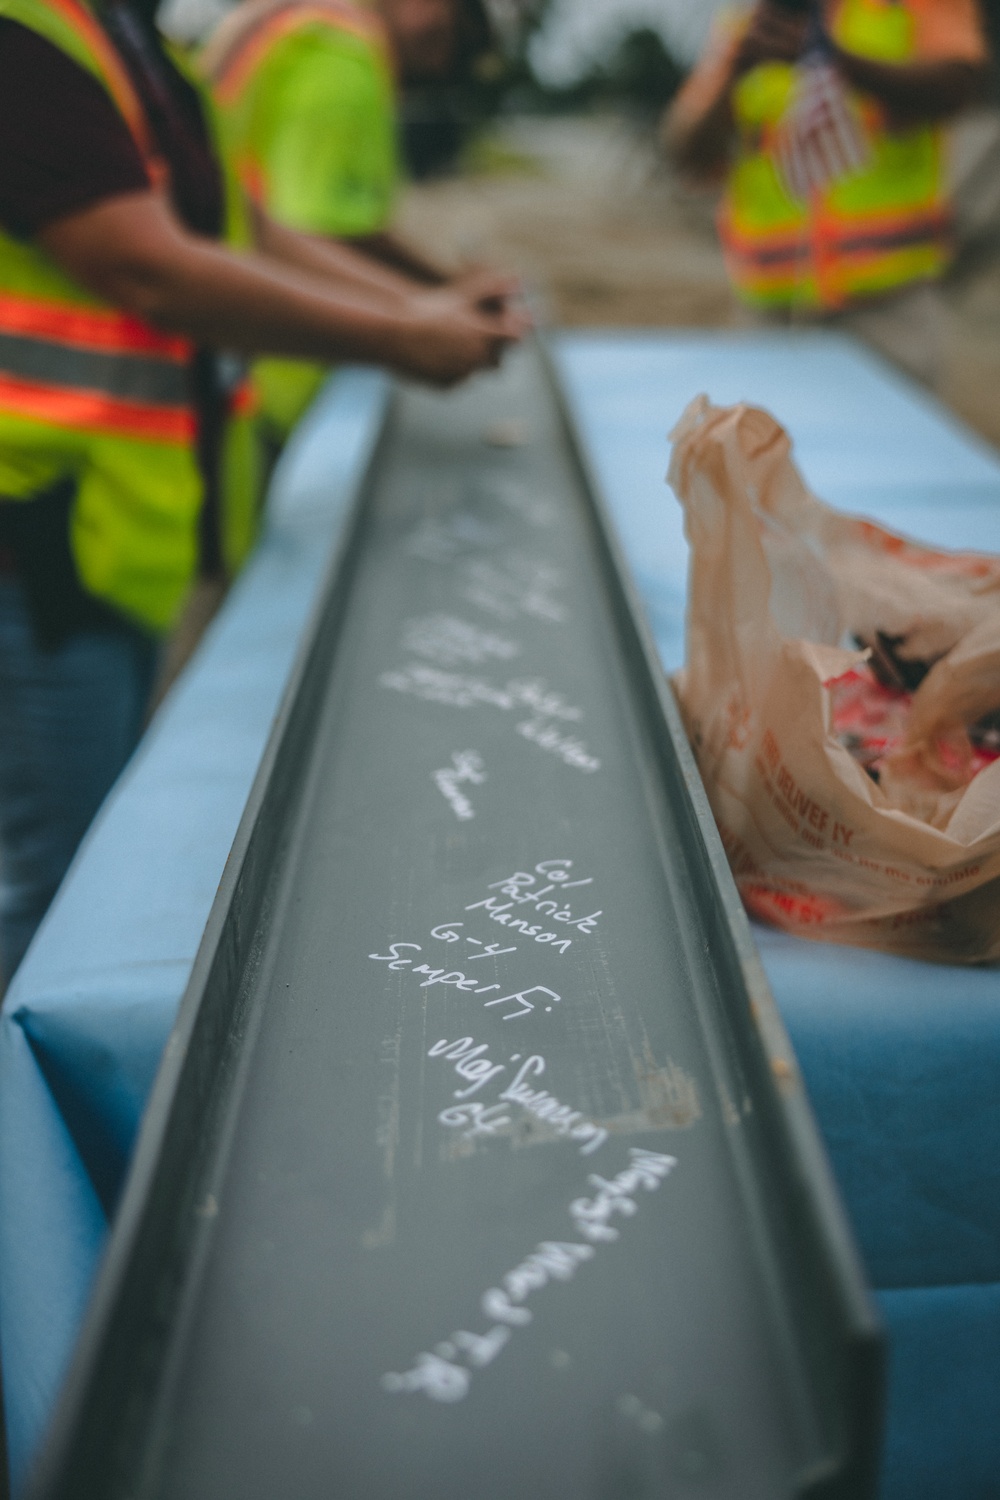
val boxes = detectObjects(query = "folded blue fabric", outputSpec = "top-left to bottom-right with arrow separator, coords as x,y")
877,1282 -> 1000,1500
3,335 -> 999,1499
555,331 -> 1000,1500
0,371 -> 387,1492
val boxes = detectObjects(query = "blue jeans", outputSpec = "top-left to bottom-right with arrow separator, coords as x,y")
0,577 -> 157,985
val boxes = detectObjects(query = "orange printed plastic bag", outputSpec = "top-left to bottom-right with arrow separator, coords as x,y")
668,396 -> 1000,963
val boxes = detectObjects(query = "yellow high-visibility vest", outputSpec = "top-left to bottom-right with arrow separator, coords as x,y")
203,0 -> 398,440
719,0 -> 951,310
0,0 -> 261,632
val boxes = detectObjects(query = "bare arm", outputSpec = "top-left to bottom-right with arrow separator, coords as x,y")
348,229 -> 453,286
39,190 -> 525,385
662,81 -> 737,180
664,1 -> 989,179
248,202 -> 417,304
251,205 -> 522,326
258,210 -> 520,309
663,4 -> 808,179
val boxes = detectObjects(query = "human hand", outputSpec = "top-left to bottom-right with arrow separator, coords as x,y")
449,265 -> 527,318
733,1 -> 809,75
393,283 -> 529,387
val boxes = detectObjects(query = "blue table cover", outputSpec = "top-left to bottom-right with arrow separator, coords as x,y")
0,369 -> 388,1492
556,331 -> 1000,1500
2,335 -> 999,1498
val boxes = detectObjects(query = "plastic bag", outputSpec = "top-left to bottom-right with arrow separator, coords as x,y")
668,396 -> 1000,963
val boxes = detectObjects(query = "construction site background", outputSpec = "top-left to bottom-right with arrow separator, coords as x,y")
375,0 -> 1000,450
398,101 -> 1000,450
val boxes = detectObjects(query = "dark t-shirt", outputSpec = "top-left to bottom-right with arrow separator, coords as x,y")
0,11 -> 223,239
0,20 -> 148,236
0,9 -> 230,637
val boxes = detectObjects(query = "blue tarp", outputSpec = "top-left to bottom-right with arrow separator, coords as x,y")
556,331 -> 1000,1500
2,335 -> 998,1498
0,369 -> 388,1492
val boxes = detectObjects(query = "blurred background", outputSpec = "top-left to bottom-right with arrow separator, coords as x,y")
164,0 -> 1000,446
401,0 -> 1000,450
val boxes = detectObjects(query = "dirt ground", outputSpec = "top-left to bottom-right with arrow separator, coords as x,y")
398,113 -> 1000,451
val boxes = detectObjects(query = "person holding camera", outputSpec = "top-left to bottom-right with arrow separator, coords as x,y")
662,0 -> 992,385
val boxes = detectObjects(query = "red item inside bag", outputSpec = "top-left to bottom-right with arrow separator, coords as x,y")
668,396 -> 1000,962
828,665 -> 1000,785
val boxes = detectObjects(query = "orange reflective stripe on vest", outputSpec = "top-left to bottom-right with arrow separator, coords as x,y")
229,377 -> 258,417
0,0 -> 262,632
0,372 -> 196,442
207,0 -> 388,104
44,0 -> 155,157
825,206 -> 951,259
0,4 -> 198,444
719,0 -> 951,309
721,202 -> 950,267
0,291 -> 192,358
720,206 -> 950,306
718,211 -> 809,270
0,290 -> 195,440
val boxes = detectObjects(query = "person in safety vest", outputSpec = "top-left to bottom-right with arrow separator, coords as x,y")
662,0 -> 992,385
0,0 -> 525,985
201,0 -> 500,444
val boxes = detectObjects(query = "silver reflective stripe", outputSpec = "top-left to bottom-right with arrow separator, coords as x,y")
0,331 -> 190,406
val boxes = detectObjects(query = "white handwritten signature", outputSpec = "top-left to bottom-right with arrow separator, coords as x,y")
461,555 -> 566,625
381,1149 -> 677,1402
404,615 -> 519,669
429,1036 -> 608,1154
379,666 -> 582,720
433,750 -> 486,822
518,716 -> 601,773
